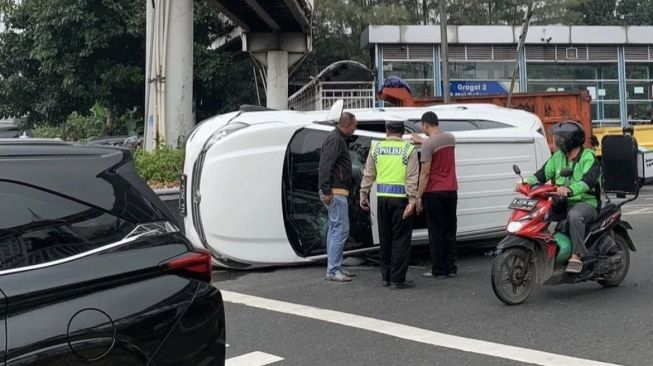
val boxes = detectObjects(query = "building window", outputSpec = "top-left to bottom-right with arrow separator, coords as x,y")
527,63 -> 619,124
448,62 -> 518,96
383,61 -> 435,97
625,63 -> 653,123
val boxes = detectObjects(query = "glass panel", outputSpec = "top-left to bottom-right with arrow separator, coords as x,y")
383,61 -> 434,80
283,129 -> 374,257
626,64 -> 650,80
527,63 -> 618,80
405,80 -> 435,97
0,182 -> 134,270
450,62 -> 516,80
627,101 -> 653,122
626,81 -> 653,101
603,103 -> 621,120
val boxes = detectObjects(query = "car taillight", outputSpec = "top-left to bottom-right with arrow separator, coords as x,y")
162,250 -> 213,283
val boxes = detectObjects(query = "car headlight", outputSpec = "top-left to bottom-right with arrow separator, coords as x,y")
202,122 -> 249,153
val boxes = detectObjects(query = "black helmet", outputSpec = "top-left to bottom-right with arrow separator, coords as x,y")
551,121 -> 585,153
385,120 -> 405,134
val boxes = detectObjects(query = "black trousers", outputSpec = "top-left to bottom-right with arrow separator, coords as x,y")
378,197 -> 414,284
423,191 -> 458,275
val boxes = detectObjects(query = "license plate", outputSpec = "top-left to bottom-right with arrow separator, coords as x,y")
508,198 -> 537,211
179,174 -> 187,217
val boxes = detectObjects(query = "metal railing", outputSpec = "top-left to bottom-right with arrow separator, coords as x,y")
289,81 -> 375,111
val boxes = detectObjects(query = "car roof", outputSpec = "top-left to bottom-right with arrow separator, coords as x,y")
217,103 -> 540,130
0,138 -> 126,157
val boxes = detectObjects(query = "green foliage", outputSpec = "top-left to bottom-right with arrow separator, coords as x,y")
32,102 -> 142,141
193,1 -> 259,121
134,145 -> 185,187
0,0 -> 145,126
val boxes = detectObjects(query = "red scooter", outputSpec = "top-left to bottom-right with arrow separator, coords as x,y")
491,164 -> 637,305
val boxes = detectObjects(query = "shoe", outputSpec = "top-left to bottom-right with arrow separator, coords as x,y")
422,271 -> 445,278
341,268 -> 356,277
446,272 -> 458,278
565,259 -> 583,274
390,280 -> 415,290
325,271 -> 352,282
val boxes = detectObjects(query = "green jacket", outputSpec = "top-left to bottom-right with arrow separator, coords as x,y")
526,149 -> 601,208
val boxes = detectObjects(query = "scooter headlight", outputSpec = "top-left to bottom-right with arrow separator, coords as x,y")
507,207 -> 543,233
507,221 -> 526,233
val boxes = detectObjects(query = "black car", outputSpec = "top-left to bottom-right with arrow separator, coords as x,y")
0,139 -> 225,365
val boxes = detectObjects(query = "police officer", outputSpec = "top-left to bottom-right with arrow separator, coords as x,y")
360,120 -> 419,289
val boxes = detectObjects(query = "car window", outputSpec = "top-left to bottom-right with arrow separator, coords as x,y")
0,181 -> 135,271
283,129 -> 373,257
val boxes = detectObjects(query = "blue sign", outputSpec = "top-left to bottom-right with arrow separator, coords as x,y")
448,81 -> 508,96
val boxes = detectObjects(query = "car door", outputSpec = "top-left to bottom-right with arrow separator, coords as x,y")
282,123 -> 384,257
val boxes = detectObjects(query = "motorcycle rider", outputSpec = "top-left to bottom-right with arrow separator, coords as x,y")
519,121 -> 601,273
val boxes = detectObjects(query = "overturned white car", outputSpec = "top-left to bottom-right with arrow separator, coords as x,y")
181,102 -> 550,268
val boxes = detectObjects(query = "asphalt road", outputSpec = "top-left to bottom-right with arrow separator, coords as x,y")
214,191 -> 653,366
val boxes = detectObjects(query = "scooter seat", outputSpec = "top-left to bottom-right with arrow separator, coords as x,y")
587,203 -> 618,232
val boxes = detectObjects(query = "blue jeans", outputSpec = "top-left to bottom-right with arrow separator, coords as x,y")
321,193 -> 350,275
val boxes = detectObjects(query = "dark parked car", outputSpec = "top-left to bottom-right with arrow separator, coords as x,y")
0,139 -> 225,365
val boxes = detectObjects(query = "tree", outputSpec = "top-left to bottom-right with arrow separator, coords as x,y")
193,1 -> 258,121
0,0 -> 259,130
617,0 -> 653,26
293,0 -> 411,84
564,0 -> 619,25
447,0 -> 528,25
0,0 -> 146,130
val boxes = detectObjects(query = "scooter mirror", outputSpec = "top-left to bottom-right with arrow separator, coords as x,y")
513,165 -> 521,175
560,167 -> 573,177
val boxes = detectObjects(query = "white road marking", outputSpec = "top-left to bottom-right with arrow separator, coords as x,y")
624,208 -> 650,215
225,351 -> 284,366
222,290 -> 621,366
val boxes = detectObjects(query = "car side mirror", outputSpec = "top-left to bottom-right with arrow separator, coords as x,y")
560,167 -> 573,178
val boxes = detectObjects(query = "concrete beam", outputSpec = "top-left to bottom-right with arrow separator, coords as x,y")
242,33 -> 309,53
208,0 -> 251,32
243,0 -> 281,32
283,0 -> 311,31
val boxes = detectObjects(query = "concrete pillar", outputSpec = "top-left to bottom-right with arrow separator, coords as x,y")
617,46 -> 628,127
376,45 -> 385,107
434,45 -> 442,97
266,51 -> 289,110
165,0 -> 194,147
144,0 -> 156,151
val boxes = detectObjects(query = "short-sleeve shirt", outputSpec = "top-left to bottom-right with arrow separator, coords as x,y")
420,131 -> 458,192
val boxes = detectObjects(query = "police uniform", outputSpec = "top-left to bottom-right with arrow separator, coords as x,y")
360,121 -> 419,287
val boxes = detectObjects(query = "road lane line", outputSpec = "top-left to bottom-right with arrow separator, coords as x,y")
226,351 -> 283,366
222,290 -> 621,366
626,208 -> 650,214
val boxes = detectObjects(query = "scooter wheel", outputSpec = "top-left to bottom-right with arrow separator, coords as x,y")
597,233 -> 630,288
491,248 -> 536,305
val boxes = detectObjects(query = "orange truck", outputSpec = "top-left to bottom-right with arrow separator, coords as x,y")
379,87 -> 594,153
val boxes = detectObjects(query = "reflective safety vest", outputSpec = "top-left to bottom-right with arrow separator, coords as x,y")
371,139 -> 415,198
